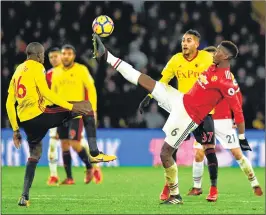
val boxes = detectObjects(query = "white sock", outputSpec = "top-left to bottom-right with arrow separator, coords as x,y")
236,155 -> 259,187
48,138 -> 58,177
107,51 -> 141,85
164,163 -> 179,195
193,160 -> 204,188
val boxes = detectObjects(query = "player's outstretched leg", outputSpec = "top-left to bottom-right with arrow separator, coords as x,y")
231,148 -> 263,196
92,33 -> 156,93
47,129 -> 59,186
187,147 -> 204,196
159,143 -> 183,205
18,142 -> 42,207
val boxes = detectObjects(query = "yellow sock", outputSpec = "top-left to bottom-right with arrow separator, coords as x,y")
164,163 -> 179,195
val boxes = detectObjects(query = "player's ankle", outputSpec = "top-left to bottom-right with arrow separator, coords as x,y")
90,150 -> 100,157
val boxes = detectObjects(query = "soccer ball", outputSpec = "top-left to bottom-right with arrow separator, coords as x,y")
92,15 -> 114,37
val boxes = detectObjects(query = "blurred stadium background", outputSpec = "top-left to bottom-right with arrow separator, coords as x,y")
1,1 -> 265,214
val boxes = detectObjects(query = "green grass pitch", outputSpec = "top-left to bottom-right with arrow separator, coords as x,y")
1,166 -> 265,214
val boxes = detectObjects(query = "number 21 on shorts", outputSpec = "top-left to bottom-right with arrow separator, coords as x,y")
15,76 -> 27,98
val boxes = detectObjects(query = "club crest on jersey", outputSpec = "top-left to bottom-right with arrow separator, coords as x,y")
228,88 -> 235,96
211,76 -> 218,82
197,74 -> 209,89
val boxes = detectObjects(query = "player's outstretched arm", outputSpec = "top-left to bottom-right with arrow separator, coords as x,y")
6,82 -> 22,149
220,81 -> 251,151
92,33 -> 156,94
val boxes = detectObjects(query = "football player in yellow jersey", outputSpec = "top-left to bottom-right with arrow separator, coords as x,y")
51,44 -> 109,184
6,42 -> 92,207
138,30 -> 219,201
46,47 -> 104,185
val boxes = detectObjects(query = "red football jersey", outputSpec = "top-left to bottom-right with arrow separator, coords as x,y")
183,65 -> 244,125
213,88 -> 243,120
46,68 -> 54,89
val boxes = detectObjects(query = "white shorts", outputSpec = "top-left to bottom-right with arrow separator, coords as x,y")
193,119 -> 240,149
49,127 -> 57,138
152,82 -> 198,149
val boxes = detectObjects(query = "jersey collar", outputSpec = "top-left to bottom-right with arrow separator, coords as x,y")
184,50 -> 198,62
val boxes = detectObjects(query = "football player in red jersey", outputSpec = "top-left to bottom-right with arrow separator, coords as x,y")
188,47 -> 263,197
92,34 -> 253,204
46,47 -> 63,185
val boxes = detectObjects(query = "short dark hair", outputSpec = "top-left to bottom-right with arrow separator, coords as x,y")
185,29 -> 201,40
48,47 -> 60,54
220,41 -> 239,59
203,46 -> 217,53
61,44 -> 76,53
26,42 -> 43,55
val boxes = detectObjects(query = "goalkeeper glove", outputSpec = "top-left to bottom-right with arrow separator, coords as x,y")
139,95 -> 152,114
239,138 -> 252,151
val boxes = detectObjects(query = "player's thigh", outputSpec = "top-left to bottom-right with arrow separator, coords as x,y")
20,117 -> 49,144
69,118 -> 83,141
193,115 -> 215,145
151,81 -> 183,113
43,105 -> 76,128
163,104 -> 198,149
214,119 -> 240,149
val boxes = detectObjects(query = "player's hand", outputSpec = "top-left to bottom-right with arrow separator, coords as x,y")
13,130 -> 22,149
232,124 -> 237,128
239,138 -> 252,151
139,95 -> 152,114
71,101 -> 92,115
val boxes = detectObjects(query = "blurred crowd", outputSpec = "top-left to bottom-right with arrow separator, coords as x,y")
1,1 -> 265,129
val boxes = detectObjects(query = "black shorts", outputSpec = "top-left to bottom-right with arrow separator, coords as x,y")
192,114 -> 215,145
57,118 -> 83,141
20,105 -> 76,145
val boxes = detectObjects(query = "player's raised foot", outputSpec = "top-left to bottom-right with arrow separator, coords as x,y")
253,186 -> 263,196
47,176 -> 59,186
160,184 -> 170,201
18,196 -> 30,207
90,151 -> 117,163
206,186 -> 218,202
187,187 -> 203,196
160,194 -> 183,205
60,178 -> 75,185
92,33 -> 107,61
84,168 -> 94,184
93,166 -> 103,184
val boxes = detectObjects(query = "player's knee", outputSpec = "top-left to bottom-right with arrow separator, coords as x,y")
160,142 -> 174,162
231,148 -> 243,160
195,149 -> 205,162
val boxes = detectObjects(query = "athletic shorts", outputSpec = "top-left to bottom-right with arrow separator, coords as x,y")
192,114 -> 215,145
20,105 -> 76,145
49,128 -> 57,138
57,118 -> 83,141
193,119 -> 239,149
152,82 -> 198,149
